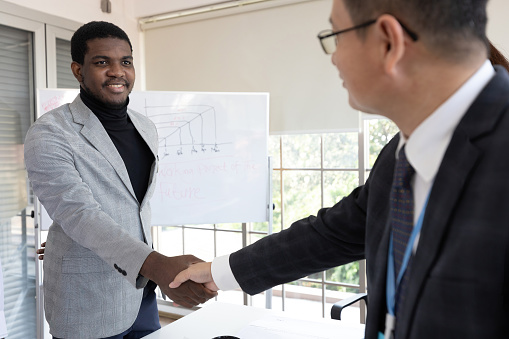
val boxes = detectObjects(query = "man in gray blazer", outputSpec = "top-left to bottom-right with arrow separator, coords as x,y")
170,0 -> 509,338
25,21 -> 215,339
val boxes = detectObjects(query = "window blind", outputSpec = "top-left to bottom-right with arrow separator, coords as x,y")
0,23 -> 36,339
56,38 -> 78,89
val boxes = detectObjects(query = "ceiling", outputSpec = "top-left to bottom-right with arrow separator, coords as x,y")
133,0 -> 227,18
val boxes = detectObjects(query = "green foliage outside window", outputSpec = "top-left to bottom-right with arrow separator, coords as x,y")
368,119 -> 399,168
265,119 -> 398,293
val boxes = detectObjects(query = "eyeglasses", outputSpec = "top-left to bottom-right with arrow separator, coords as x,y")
317,18 -> 419,55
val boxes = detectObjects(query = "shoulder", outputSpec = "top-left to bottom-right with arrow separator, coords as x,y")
27,103 -> 73,137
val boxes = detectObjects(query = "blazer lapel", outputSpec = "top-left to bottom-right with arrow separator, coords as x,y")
398,67 -> 509,338
128,109 -> 159,208
69,96 -> 137,201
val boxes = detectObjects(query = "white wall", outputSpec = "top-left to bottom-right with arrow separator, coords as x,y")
140,0 -> 509,134
487,0 -> 509,58
3,0 -> 144,89
142,0 -> 360,134
133,0 -> 222,18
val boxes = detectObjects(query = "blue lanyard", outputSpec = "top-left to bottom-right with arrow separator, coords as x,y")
386,194 -> 429,316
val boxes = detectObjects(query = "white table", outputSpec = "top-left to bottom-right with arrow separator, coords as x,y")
144,301 -> 365,339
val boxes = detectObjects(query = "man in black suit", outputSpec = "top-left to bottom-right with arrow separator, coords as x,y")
170,0 -> 509,337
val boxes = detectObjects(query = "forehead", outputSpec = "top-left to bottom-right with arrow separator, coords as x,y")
85,37 -> 132,58
331,0 -> 352,28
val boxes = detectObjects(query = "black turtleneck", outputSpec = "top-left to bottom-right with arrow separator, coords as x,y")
80,88 -> 154,203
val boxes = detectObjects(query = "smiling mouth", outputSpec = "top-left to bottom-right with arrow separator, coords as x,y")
105,83 -> 129,93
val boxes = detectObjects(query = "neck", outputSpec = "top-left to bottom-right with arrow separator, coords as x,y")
383,56 -> 487,138
80,87 -> 129,124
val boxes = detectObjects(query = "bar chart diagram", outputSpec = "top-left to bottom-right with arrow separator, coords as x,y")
142,103 -> 230,159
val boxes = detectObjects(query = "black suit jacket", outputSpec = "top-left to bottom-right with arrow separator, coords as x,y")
230,66 -> 509,338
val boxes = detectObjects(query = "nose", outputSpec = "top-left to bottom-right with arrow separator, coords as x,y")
107,62 -> 125,77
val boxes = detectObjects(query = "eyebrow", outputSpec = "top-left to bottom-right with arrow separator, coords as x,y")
91,55 -> 133,60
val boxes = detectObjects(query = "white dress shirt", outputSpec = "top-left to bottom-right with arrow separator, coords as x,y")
211,60 -> 495,291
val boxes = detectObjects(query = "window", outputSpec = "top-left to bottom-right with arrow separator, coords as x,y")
364,117 -> 399,173
46,25 -> 77,89
0,8 -> 76,338
264,132 -> 363,321
0,21 -> 37,339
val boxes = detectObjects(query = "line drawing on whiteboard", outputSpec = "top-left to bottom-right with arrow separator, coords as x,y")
142,100 -> 233,158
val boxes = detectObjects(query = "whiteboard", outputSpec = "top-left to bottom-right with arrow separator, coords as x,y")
37,89 -> 269,228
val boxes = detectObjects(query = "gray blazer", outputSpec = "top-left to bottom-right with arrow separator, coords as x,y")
24,95 -> 159,338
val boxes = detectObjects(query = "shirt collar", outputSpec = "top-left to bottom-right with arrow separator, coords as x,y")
396,60 -> 495,182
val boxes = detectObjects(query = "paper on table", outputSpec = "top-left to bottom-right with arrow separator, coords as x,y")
236,315 -> 365,339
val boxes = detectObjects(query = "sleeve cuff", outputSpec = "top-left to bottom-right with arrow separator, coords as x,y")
211,254 -> 240,291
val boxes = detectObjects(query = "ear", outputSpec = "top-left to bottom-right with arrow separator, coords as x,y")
71,61 -> 83,83
375,14 -> 406,75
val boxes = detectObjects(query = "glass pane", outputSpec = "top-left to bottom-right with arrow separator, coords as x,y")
215,230 -> 242,257
158,226 -> 183,256
271,169 -> 282,233
250,289 -> 272,309
281,134 -> 321,168
325,261 -> 360,286
247,232 -> 265,247
282,282 -> 323,319
56,38 -> 78,89
215,223 -> 241,231
183,228 -> 214,261
268,135 -> 281,169
323,132 -> 358,168
0,23 -> 36,338
367,119 -> 398,168
0,210 -> 36,338
282,170 -> 321,230
323,171 -> 359,207
250,221 -> 269,234
193,223 -> 213,230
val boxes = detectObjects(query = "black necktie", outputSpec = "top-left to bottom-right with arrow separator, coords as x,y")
390,145 -> 415,315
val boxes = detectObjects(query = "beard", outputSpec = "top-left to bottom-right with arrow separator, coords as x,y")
81,79 -> 131,110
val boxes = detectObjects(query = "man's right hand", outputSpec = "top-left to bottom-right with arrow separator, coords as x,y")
169,262 -> 218,292
140,252 -> 217,308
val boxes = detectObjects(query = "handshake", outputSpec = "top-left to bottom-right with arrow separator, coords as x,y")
139,251 -> 218,308
37,243 -> 218,308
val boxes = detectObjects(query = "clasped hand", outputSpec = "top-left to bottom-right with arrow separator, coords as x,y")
140,252 -> 217,308
169,261 -> 218,292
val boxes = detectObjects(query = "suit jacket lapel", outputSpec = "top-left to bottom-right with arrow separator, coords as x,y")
128,109 -> 159,208
128,109 -> 159,157
398,67 -> 509,338
69,95 -> 138,201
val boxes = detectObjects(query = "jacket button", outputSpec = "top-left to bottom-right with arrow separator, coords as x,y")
121,270 -> 127,276
114,264 -> 118,269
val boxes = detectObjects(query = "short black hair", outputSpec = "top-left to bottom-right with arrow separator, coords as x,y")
71,21 -> 133,64
343,0 -> 488,61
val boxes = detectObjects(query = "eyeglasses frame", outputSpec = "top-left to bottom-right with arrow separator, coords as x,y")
317,17 -> 419,55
